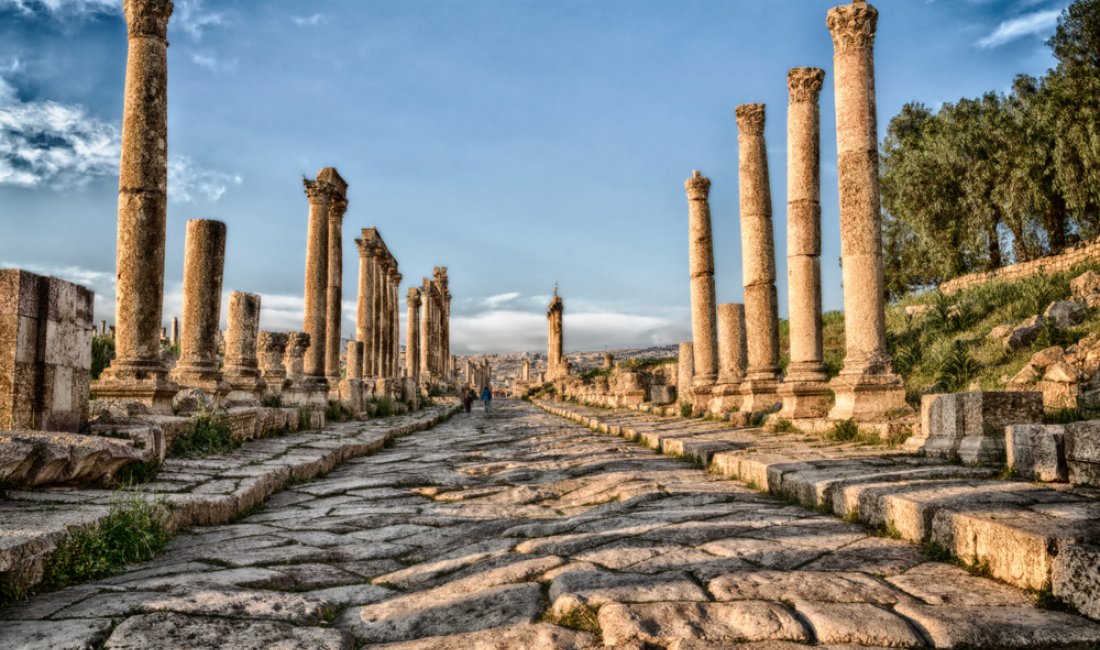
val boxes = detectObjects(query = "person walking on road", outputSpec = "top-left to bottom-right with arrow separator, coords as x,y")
480,386 -> 493,413
462,389 -> 475,414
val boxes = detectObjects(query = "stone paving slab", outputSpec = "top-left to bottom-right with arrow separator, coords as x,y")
0,404 -> 459,600
536,399 -> 1100,622
2,400 -> 1100,648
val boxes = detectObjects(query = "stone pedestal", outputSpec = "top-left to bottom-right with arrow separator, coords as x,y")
258,332 -> 289,399
685,171 -> 718,388
677,342 -> 694,408
736,104 -> 781,413
93,0 -> 178,414
339,341 -> 366,413
223,291 -> 265,405
826,0 -> 908,420
910,392 -> 1044,463
0,270 -> 94,432
170,219 -> 230,402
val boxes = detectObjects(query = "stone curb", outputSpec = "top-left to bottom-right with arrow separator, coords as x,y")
533,399 -> 1100,621
0,403 -> 461,601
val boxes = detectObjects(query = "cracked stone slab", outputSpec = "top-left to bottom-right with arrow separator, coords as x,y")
368,623 -> 598,649
894,603 -> 1100,648
794,601 -> 925,647
103,612 -> 353,650
549,569 -> 708,615
0,617 -> 113,649
885,562 -> 1033,606
139,589 -> 331,624
709,571 -> 911,605
598,601 -> 810,647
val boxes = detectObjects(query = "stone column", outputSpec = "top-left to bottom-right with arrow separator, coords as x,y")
713,303 -> 747,413
302,179 -> 331,385
94,0 -> 178,413
780,68 -> 832,419
325,197 -> 348,383
547,288 -> 564,379
223,291 -> 265,403
392,271 -> 401,379
522,359 -> 531,382
258,331 -> 288,397
356,240 -> 375,379
604,353 -> 614,370
407,287 -> 421,384
677,342 -> 694,407
372,259 -> 387,379
284,332 -> 310,384
170,316 -> 179,346
736,104 -> 782,413
420,280 -> 433,379
381,265 -> 394,379
101,320 -> 107,336
827,0 -> 908,419
170,219 -> 229,399
685,171 -> 718,394
347,341 -> 363,380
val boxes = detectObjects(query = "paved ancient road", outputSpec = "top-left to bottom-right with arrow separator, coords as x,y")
4,399 -> 1100,649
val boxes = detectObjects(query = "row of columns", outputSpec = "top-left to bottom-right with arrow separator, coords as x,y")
683,0 -> 906,422
418,268 -> 451,382
354,228 -> 403,382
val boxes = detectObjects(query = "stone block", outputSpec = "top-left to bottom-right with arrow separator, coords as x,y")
1005,424 -> 1068,482
1005,315 -> 1044,351
1053,543 -> 1100,620
648,385 -> 675,406
0,269 -> 94,433
912,391 -> 1044,463
1065,420 -> 1100,486
1044,300 -> 1087,329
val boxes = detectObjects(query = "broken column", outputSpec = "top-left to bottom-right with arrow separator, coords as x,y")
407,287 -> 421,385
735,104 -> 782,413
258,331 -> 289,399
827,0 -> 908,420
340,340 -> 365,413
170,316 -> 179,346
93,0 -> 178,413
325,192 -> 348,384
604,353 -> 614,370
170,219 -> 230,400
284,332 -> 310,385
222,291 -> 265,404
547,286 -> 564,379
712,303 -> 747,413
0,270 -> 94,432
302,176 -> 332,387
677,341 -> 695,408
522,358 -> 531,382
685,171 -> 719,400
779,67 -> 832,419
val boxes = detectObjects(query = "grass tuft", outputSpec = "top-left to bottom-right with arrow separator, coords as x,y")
169,413 -> 238,458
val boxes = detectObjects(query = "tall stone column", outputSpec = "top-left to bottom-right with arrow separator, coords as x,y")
677,342 -> 694,408
547,287 -> 564,379
827,0 -> 908,419
713,303 -> 747,413
443,291 -> 451,380
372,259 -> 387,379
419,281 -> 431,379
392,271 -> 402,379
356,240 -> 376,379
382,265 -> 394,379
780,68 -> 832,419
170,316 -> 179,346
170,219 -> 229,400
407,287 -> 421,384
258,331 -> 288,397
684,171 -> 718,393
522,359 -> 530,382
736,104 -> 782,413
223,291 -> 265,403
325,197 -> 348,383
302,179 -> 331,385
94,0 -> 178,413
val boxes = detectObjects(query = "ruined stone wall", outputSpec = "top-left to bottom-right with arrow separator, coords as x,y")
941,236 -> 1100,295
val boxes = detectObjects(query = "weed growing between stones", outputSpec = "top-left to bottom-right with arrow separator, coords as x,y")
90,333 -> 115,380
39,492 -> 171,594
169,414 -> 238,458
372,398 -> 394,418
921,539 -> 953,562
1033,583 -> 1078,613
544,603 -> 602,637
827,419 -> 860,442
772,418 -> 801,434
679,403 -> 693,418
109,460 -> 162,488
325,400 -> 355,423
261,394 -> 284,408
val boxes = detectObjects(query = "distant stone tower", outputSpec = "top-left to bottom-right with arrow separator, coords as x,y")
547,284 -> 565,380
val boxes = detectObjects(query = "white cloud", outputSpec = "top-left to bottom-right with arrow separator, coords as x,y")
0,0 -> 117,15
451,307 -> 688,354
291,13 -> 325,27
482,292 -> 521,308
978,8 -> 1062,48
173,0 -> 225,40
168,156 -> 242,203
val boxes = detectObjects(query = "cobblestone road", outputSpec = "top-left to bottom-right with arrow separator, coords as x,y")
4,400 -> 1100,649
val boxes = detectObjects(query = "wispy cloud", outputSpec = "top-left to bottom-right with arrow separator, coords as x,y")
173,0 -> 225,40
977,8 -> 1062,48
291,13 -> 325,27
189,49 -> 237,73
483,292 -> 521,308
0,0 -> 116,16
168,156 -> 242,203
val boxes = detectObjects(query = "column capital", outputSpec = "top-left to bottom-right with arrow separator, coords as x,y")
407,287 -> 421,307
394,272 -> 403,284
258,331 -> 288,353
124,0 -> 173,40
788,67 -> 826,103
827,0 -> 878,53
735,103 -> 766,135
287,331 -> 310,354
303,179 -> 335,204
684,170 -> 711,200
329,197 -> 348,221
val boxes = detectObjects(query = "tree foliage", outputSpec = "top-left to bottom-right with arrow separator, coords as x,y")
882,0 -> 1100,297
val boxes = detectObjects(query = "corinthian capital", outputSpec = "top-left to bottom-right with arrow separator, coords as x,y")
735,103 -> 766,135
788,67 -> 826,103
303,179 -> 335,204
827,0 -> 878,53
124,0 -> 173,39
329,197 -> 348,221
407,287 -> 421,307
684,170 -> 711,201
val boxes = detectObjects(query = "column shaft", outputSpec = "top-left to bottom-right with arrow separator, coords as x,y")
302,181 -> 330,382
685,171 -> 718,386
171,219 -> 228,396
325,199 -> 346,382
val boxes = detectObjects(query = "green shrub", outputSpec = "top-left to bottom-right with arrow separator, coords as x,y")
679,402 -> 693,418
934,341 -> 981,392
169,414 -> 237,458
827,419 -> 860,442
325,400 -> 354,423
428,385 -> 443,398
373,398 -> 394,418
772,419 -> 800,434
261,394 -> 283,408
91,334 -> 115,380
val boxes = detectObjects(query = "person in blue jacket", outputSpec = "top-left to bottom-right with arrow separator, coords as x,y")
480,386 -> 493,413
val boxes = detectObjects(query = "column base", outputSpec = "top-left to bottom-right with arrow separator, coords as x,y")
785,361 -> 830,385
828,371 -> 911,421
709,382 -> 743,414
690,380 -> 714,412
740,379 -> 781,414
224,371 -> 267,406
170,363 -> 232,404
778,380 -> 833,419
93,361 -> 179,416
283,379 -> 330,408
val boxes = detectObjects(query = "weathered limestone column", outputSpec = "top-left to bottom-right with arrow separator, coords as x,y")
347,341 -> 363,380
420,279 -> 433,379
827,0 -> 908,419
736,104 -> 782,413
170,219 -> 229,399
685,171 -> 718,394
382,265 -> 395,379
392,272 -> 402,379
712,303 -> 747,413
325,196 -> 348,383
780,68 -> 833,419
170,316 -> 179,346
407,287 -> 421,384
258,331 -> 288,397
604,353 -> 614,370
340,340 -> 365,413
547,287 -> 564,379
302,178 -> 331,386
372,260 -> 388,379
355,239 -> 376,379
222,291 -> 265,403
677,342 -> 694,407
284,332 -> 310,384
94,0 -> 178,412
522,359 -> 531,382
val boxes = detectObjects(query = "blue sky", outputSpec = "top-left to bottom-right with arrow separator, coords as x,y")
0,0 -> 1071,354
